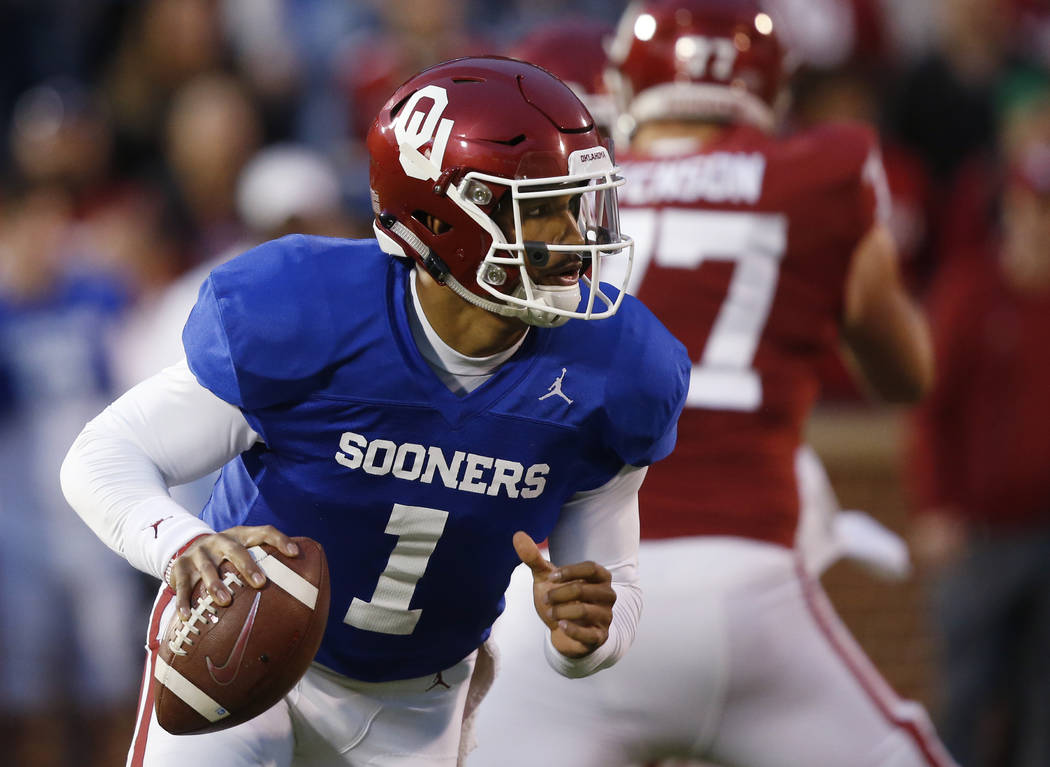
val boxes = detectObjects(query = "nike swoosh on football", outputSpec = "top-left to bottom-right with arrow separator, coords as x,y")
206,590 -> 262,686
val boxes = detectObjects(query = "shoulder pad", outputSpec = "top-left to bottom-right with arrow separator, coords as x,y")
183,235 -> 386,409
598,294 -> 690,467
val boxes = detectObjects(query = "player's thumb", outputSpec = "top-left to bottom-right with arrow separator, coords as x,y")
513,531 -> 553,577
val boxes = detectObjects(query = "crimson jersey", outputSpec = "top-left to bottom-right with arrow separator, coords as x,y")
617,122 -> 888,545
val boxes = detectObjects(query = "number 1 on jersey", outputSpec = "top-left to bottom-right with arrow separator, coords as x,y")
344,503 -> 448,635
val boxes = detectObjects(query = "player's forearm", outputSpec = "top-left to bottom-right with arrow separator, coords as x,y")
60,359 -> 258,580
843,293 -> 934,403
61,424 -> 215,580
842,224 -> 934,403
544,464 -> 646,677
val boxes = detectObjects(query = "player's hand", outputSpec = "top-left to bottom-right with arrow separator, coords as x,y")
513,531 -> 616,658
909,509 -> 968,572
168,525 -> 300,620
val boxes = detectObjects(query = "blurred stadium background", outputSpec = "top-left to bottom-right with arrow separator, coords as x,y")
1,1 -> 1047,765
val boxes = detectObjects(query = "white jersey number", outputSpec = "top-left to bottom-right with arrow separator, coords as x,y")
619,208 -> 788,411
679,35 -> 739,80
344,503 -> 449,635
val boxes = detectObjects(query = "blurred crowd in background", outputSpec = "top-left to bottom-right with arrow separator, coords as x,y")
0,1 -> 1047,766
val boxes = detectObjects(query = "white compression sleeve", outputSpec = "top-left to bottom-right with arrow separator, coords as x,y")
542,464 -> 646,678
60,359 -> 260,581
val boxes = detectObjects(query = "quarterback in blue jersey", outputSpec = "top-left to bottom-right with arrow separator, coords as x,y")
62,57 -> 689,766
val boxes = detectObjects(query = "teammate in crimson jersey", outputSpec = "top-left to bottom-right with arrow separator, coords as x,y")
618,119 -> 893,545
60,57 -> 689,766
469,3 -> 956,766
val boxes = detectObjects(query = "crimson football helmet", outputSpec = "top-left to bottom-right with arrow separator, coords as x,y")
368,56 -> 632,328
508,19 -> 618,135
607,0 -> 789,132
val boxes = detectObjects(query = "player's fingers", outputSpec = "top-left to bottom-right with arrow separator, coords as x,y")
513,531 -> 554,577
171,564 -> 201,620
550,622 -> 608,658
548,601 -> 612,626
544,581 -> 616,607
556,620 -> 608,652
191,552 -> 231,607
221,541 -> 269,589
551,634 -> 590,658
227,524 -> 300,558
551,560 -> 610,584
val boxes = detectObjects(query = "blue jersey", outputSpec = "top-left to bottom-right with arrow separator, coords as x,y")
183,235 -> 689,682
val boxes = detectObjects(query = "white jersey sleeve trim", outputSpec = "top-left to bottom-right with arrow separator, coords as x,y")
543,464 -> 646,678
60,359 -> 260,580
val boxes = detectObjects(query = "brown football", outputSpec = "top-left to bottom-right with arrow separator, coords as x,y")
153,536 -> 330,735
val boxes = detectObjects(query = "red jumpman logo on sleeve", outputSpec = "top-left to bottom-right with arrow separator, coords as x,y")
144,516 -> 174,539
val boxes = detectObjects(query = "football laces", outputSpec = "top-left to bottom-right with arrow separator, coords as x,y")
168,571 -> 245,657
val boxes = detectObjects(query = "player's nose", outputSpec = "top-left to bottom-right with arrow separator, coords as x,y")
553,208 -> 584,246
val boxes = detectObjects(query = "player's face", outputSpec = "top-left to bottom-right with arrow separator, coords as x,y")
493,192 -> 586,287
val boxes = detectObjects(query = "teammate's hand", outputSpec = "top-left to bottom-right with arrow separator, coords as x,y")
513,530 -> 616,658
168,525 -> 300,620
909,509 -> 968,572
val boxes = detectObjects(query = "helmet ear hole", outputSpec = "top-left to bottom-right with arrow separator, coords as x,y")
412,211 -> 451,235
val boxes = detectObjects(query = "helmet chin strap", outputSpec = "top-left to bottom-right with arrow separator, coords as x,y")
441,272 -> 577,328
514,283 -> 579,328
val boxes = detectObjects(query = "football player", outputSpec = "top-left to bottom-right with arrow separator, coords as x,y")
60,57 -> 689,766
467,3 -> 957,766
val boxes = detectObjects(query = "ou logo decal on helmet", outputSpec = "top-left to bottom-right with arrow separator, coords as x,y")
394,84 -> 455,182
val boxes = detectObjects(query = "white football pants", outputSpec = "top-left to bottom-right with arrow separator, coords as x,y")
468,538 -> 957,767
127,586 -> 493,767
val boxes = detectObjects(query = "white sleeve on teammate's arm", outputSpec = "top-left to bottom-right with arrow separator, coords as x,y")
543,464 -> 646,678
60,359 -> 260,581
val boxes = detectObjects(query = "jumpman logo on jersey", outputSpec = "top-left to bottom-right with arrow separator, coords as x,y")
426,671 -> 451,691
144,516 -> 174,539
538,368 -> 573,405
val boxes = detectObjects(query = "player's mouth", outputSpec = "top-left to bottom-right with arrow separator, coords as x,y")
536,255 -> 583,286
